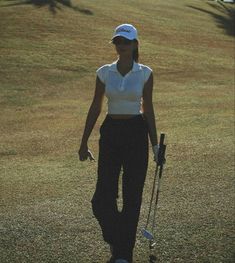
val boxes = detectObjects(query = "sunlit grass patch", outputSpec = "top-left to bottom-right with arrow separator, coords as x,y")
0,0 -> 234,262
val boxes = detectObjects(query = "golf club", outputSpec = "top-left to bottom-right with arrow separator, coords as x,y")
142,133 -> 167,249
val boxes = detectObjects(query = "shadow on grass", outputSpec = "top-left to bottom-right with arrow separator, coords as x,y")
187,1 -> 235,37
2,0 -> 93,15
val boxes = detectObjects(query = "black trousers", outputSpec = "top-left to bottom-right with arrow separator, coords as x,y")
91,115 -> 149,262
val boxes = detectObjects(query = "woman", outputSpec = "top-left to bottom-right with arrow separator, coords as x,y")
79,24 -> 159,263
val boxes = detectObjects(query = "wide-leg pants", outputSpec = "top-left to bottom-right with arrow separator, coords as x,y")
91,115 -> 149,262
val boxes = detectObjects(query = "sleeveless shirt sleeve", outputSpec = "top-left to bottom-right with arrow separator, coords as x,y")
143,65 -> 152,84
96,65 -> 108,84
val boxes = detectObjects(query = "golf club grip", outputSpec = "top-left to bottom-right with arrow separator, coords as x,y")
158,133 -> 166,166
159,133 -> 165,146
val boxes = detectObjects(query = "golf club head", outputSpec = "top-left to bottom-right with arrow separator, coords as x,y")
142,229 -> 154,240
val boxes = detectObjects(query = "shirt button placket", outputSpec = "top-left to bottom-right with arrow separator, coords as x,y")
120,77 -> 125,91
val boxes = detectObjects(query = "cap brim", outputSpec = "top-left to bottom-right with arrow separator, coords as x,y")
111,33 -> 135,41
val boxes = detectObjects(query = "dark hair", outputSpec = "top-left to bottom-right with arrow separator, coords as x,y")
133,39 -> 139,62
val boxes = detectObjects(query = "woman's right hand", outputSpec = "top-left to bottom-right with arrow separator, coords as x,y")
78,145 -> 95,161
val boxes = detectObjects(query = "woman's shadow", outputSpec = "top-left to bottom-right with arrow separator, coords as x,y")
2,0 -> 93,15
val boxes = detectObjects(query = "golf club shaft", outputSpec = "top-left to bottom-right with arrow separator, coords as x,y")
145,133 -> 165,229
144,165 -> 159,229
151,165 -> 163,235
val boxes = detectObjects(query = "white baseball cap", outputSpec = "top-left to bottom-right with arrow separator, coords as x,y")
111,24 -> 138,41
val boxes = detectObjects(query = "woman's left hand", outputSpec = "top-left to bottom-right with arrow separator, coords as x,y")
152,145 -> 159,163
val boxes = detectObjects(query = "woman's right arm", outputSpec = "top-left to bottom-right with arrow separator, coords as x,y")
78,76 -> 105,161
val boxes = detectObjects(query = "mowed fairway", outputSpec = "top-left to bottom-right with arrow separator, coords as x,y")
0,0 -> 234,262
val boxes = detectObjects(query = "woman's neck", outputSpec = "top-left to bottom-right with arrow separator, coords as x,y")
117,57 -> 134,69
117,58 -> 134,77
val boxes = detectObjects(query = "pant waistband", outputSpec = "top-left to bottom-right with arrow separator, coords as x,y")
105,114 -> 145,123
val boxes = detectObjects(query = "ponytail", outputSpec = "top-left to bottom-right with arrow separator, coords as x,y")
132,39 -> 139,62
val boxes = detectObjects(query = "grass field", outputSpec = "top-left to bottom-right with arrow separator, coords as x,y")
0,0 -> 234,262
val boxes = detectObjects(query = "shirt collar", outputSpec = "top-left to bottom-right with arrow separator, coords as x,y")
109,60 -> 141,72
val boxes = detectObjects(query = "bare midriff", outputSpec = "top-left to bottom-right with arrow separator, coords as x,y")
108,114 -> 139,119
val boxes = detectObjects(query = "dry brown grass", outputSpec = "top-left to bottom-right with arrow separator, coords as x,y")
0,0 -> 234,262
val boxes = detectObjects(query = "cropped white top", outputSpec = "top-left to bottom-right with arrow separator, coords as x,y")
96,61 -> 152,114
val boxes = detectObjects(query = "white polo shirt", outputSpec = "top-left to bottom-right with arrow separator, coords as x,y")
96,61 -> 152,114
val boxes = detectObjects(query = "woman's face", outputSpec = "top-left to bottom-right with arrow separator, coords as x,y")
113,37 -> 137,57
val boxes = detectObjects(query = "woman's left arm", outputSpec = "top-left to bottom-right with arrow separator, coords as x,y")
142,72 -> 158,147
